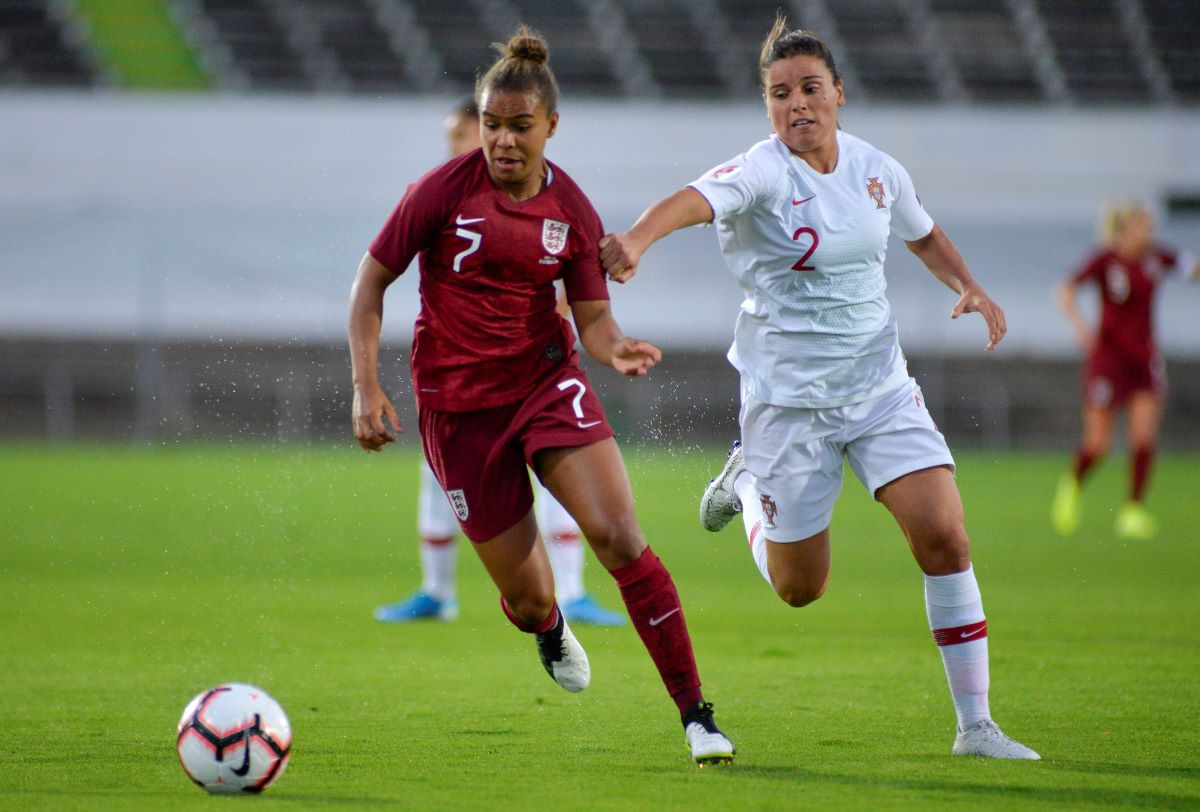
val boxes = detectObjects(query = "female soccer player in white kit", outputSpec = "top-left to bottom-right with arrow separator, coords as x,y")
600,17 -> 1038,760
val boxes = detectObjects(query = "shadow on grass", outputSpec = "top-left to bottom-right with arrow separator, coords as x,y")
663,762 -> 1200,809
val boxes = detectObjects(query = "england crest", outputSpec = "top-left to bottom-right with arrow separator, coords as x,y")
447,488 -> 469,521
542,219 -> 569,255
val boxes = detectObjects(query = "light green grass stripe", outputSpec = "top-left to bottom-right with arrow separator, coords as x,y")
74,0 -> 209,90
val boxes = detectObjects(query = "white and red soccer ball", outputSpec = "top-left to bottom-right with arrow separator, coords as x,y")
176,683 -> 292,794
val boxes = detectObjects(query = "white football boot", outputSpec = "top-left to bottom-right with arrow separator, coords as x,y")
682,702 -> 735,766
699,442 -> 745,532
535,613 -> 590,693
953,719 -> 1040,760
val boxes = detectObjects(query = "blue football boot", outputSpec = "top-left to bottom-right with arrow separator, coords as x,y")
560,594 -> 626,627
373,590 -> 459,622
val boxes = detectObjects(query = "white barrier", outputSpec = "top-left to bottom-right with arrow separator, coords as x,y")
2,91 -> 1198,354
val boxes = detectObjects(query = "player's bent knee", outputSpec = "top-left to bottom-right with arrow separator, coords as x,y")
580,515 -> 645,569
773,578 -> 826,608
918,529 -> 971,575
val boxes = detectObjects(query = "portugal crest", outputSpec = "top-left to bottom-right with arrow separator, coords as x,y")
866,176 -> 886,209
759,493 -> 778,529
542,219 -> 570,255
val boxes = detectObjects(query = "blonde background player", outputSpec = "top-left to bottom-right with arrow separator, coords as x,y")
600,16 -> 1038,760
375,98 -> 624,628
1052,201 -> 1199,541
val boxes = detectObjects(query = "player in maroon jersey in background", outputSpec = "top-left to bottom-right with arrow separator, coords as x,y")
1052,201 -> 1199,540
347,26 -> 734,765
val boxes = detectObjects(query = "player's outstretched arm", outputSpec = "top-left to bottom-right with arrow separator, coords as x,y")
905,224 -> 1007,351
348,252 -> 403,452
1054,279 -> 1095,352
600,188 -> 714,284
569,299 -> 662,376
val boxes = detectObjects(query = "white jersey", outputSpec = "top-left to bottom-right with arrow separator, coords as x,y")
688,131 -> 934,408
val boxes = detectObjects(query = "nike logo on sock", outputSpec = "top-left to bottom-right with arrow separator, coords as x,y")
648,607 -> 680,626
960,627 -> 986,639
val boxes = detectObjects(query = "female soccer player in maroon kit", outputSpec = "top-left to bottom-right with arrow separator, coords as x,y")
347,28 -> 733,765
1053,202 -> 1199,540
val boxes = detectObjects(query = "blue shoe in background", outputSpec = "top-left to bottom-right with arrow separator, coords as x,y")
560,594 -> 626,627
374,590 -> 459,622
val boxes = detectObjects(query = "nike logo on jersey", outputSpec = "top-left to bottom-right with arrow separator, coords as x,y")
455,215 -> 485,225
577,420 -> 601,429
792,195 -> 816,206
648,607 -> 680,626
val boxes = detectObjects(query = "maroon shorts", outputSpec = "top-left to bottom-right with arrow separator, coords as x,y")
418,365 -> 614,542
1083,348 -> 1165,409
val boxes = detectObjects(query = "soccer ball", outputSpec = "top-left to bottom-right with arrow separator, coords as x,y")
176,683 -> 292,794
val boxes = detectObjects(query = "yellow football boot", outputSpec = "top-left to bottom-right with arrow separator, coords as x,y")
1115,501 -> 1157,541
1051,473 -> 1082,536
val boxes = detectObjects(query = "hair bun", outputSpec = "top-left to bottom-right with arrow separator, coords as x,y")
507,33 -> 549,65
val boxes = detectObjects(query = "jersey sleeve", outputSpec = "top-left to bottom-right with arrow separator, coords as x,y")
1070,250 -> 1106,285
561,202 -> 609,303
885,157 -> 934,242
367,172 -> 454,275
686,150 -> 775,221
1157,245 -> 1190,277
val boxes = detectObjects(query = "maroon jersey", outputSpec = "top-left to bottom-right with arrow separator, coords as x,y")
1070,245 -> 1182,367
369,149 -> 609,412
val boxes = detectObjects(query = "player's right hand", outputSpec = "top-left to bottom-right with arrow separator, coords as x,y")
352,383 -> 402,453
599,233 -> 642,284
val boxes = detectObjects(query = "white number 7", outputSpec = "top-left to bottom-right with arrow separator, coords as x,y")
452,229 -> 481,272
557,378 -> 586,419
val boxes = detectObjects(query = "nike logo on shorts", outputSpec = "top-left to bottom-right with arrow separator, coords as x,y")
577,420 -> 601,429
648,607 -> 680,626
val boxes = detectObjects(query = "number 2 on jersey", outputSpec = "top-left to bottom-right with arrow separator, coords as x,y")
791,226 -> 819,271
453,228 -> 482,272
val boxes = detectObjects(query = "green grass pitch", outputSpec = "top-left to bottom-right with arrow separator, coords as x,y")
1,443 -> 1197,810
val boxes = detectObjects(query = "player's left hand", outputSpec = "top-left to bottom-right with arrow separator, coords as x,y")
951,284 -> 1006,351
611,337 -> 662,376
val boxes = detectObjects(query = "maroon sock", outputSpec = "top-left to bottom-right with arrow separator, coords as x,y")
1131,446 -> 1155,502
611,546 -> 703,715
1073,448 -> 1099,484
500,597 -> 559,634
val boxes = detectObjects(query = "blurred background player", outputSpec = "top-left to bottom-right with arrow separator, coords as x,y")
601,16 -> 1037,760
374,98 -> 624,627
349,29 -> 733,765
1052,202 -> 1199,540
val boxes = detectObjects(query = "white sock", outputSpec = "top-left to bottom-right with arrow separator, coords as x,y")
419,539 -> 456,602
546,534 -> 585,603
735,472 -> 772,585
925,566 -> 991,729
537,484 -> 585,603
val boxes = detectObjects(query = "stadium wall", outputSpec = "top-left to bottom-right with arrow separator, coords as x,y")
2,93 -> 1199,447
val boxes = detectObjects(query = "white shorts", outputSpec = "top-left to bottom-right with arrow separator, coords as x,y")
740,377 -> 954,542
